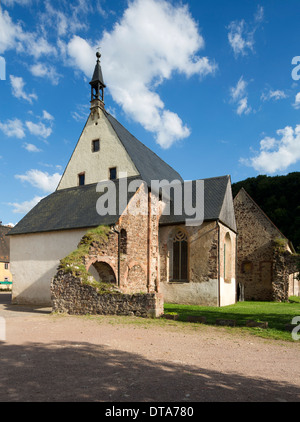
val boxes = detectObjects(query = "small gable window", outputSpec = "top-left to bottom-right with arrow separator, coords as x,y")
78,173 -> 85,186
109,167 -> 117,180
92,139 -> 100,152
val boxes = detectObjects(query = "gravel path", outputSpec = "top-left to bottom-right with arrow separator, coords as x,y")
0,292 -> 299,402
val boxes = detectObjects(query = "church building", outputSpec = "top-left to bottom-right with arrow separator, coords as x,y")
9,53 -> 237,309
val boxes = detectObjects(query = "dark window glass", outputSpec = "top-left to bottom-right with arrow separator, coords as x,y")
180,240 -> 188,280
109,167 -> 117,180
92,139 -> 100,152
173,241 -> 180,280
172,229 -> 188,281
78,173 -> 85,186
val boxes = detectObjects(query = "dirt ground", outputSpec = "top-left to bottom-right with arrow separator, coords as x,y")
0,292 -> 300,403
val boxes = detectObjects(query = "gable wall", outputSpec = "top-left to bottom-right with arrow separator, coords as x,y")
57,109 -> 139,190
234,190 -> 288,300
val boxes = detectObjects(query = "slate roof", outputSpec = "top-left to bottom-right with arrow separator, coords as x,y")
9,175 -> 236,236
90,55 -> 106,87
160,175 -> 237,232
104,110 -> 183,185
0,225 -> 11,262
9,177 -> 142,236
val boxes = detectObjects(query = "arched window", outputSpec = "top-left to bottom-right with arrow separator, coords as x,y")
120,229 -> 127,254
224,232 -> 232,282
172,229 -> 188,281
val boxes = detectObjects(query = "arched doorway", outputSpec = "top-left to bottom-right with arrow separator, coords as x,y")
88,261 -> 117,284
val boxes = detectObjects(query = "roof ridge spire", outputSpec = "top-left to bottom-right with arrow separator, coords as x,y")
89,51 -> 106,114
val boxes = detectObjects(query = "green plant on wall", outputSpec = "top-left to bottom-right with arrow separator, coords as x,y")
59,225 -> 119,293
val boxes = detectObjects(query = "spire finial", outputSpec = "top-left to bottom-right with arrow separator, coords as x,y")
89,48 -> 106,111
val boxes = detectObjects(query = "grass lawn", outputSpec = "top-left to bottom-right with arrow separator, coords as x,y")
164,297 -> 300,342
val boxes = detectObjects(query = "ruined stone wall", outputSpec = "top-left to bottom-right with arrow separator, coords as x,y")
234,189 -> 296,301
84,184 -> 160,295
272,247 -> 299,301
51,271 -> 164,318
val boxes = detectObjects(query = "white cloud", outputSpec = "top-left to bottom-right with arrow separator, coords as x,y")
261,89 -> 287,102
254,5 -> 264,23
227,5 -> 264,57
10,75 -> 38,103
30,63 -> 61,85
23,143 -> 42,152
42,110 -> 54,121
15,169 -> 61,192
0,118 -> 25,138
227,20 -> 254,57
25,121 -> 52,139
230,76 -> 247,101
71,104 -> 90,122
293,92 -> 300,109
230,76 -> 251,115
236,97 -> 251,116
2,0 -> 32,6
240,124 -> 300,173
0,7 -> 56,58
8,195 -> 44,214
67,0 -> 216,148
0,8 -> 21,53
42,0 -> 90,37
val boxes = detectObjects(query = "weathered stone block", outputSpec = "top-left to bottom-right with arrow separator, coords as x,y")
162,313 -> 179,320
216,319 -> 236,327
245,319 -> 268,329
186,315 -> 207,324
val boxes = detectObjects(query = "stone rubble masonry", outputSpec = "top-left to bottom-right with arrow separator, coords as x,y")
51,185 -> 164,317
51,271 -> 164,318
234,188 -> 299,301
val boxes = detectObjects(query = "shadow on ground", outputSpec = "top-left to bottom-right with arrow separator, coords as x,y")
0,292 -> 51,315
0,340 -> 299,402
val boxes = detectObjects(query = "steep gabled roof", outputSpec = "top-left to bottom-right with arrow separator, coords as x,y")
104,110 -> 183,186
160,175 -> 237,231
9,177 -> 142,236
0,225 -> 11,262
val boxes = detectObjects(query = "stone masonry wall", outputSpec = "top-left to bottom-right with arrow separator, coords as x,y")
84,183 -> 160,295
234,189 -> 297,301
51,270 -> 164,318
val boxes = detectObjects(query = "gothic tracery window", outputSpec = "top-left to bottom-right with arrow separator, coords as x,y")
172,228 -> 188,281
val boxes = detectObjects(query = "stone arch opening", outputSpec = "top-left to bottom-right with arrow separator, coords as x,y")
88,261 -> 117,284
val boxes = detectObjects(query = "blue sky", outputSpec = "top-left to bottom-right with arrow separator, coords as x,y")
0,0 -> 300,226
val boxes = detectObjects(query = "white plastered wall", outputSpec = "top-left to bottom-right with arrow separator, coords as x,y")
10,228 -> 88,306
57,109 -> 139,190
219,223 -> 236,307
